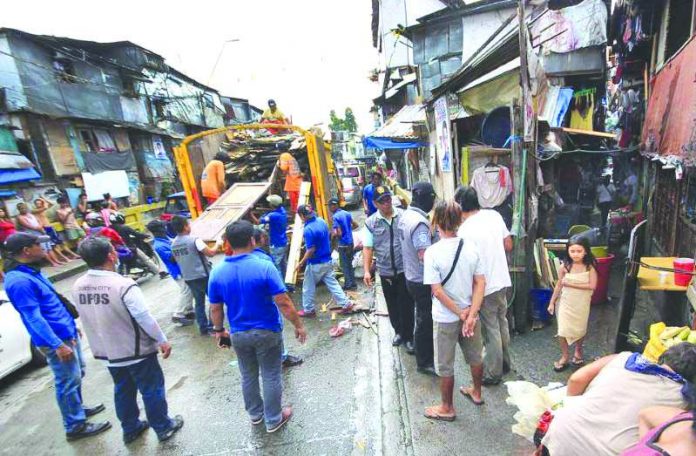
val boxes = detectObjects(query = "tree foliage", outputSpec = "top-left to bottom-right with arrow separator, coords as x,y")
329,107 -> 358,132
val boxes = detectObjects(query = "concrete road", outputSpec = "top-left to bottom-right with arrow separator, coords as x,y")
0,205 -> 623,455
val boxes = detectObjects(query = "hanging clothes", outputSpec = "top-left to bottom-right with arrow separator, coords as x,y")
471,165 -> 513,208
570,90 -> 596,131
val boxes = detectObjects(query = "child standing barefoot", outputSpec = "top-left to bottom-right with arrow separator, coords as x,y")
547,237 -> 597,372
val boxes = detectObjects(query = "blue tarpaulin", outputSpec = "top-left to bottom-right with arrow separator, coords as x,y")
0,167 -> 41,185
363,137 -> 425,151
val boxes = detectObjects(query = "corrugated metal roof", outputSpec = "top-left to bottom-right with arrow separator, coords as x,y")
368,104 -> 425,139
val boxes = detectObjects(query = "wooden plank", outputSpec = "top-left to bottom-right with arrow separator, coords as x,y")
560,127 -> 616,139
285,181 -> 312,285
190,181 -> 270,242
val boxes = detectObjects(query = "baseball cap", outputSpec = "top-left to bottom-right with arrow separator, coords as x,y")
266,194 -> 283,207
328,197 -> 339,205
412,181 -> 435,197
372,185 -> 392,202
4,232 -> 43,254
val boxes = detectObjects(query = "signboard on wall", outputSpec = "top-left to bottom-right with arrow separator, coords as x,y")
152,136 -> 167,159
434,97 -> 452,173
81,171 -> 130,201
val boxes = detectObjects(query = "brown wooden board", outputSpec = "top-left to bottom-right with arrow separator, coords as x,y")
190,182 -> 271,242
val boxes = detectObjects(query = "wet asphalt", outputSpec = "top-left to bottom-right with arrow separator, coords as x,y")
0,207 -> 626,455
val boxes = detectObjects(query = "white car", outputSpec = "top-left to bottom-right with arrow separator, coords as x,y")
0,290 -> 46,380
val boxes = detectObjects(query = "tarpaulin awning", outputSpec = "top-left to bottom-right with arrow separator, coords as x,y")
642,37 -> 696,165
363,137 -> 425,151
458,58 -> 520,115
0,167 -> 41,185
0,190 -> 17,197
366,104 -> 426,139
83,151 -> 136,173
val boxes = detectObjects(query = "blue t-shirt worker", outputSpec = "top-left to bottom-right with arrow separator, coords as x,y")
147,220 -> 195,326
362,172 -> 383,216
259,194 -> 289,275
208,220 -> 307,433
329,197 -> 359,290
3,232 -> 111,440
295,204 -> 354,317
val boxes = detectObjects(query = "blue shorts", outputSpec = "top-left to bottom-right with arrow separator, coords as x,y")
44,226 -> 63,245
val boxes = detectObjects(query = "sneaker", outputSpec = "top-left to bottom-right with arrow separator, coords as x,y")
171,316 -> 194,326
159,271 -> 170,280
298,310 -> 316,318
282,354 -> 303,368
83,403 -> 105,417
251,415 -> 264,425
339,302 -> 355,314
267,407 -> 292,433
185,311 -> 196,320
157,415 -> 184,442
66,421 -> 112,441
123,420 -> 149,444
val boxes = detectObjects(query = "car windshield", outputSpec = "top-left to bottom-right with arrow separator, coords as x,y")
343,167 -> 359,178
341,177 -> 354,190
165,198 -> 187,213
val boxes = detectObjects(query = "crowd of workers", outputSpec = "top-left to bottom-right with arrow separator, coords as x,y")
3,150 -> 695,453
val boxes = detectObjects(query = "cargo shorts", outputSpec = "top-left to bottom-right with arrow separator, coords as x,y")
433,318 -> 483,377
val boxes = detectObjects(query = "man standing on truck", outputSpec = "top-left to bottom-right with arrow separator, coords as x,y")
260,99 -> 289,135
201,152 -> 231,206
278,152 -> 302,213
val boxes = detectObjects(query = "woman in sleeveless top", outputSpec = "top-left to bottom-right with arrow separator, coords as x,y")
623,405 -> 695,455
548,237 -> 597,371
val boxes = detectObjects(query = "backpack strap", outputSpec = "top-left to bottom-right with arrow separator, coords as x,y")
441,239 -> 464,286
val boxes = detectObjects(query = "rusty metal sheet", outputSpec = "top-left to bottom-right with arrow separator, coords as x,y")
190,182 -> 270,242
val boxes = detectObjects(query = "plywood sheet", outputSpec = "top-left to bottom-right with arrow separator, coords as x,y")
190,181 -> 270,242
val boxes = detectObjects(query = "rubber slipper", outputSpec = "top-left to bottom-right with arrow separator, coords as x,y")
553,361 -> 569,372
459,387 -> 485,406
424,406 -> 456,422
571,357 -> 585,367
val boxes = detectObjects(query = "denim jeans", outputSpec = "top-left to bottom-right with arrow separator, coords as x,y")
185,277 -> 210,332
302,262 -> 350,312
107,354 -> 175,437
232,329 -> 283,430
41,338 -> 87,433
337,244 -> 356,289
270,245 -> 288,277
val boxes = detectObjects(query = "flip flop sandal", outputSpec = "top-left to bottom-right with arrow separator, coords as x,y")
459,387 -> 485,406
424,406 -> 456,422
553,361 -> 569,372
571,357 -> 585,367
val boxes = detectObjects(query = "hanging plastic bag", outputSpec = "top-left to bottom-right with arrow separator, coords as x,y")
506,381 -> 566,442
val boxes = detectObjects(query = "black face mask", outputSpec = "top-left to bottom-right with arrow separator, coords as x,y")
413,191 -> 436,213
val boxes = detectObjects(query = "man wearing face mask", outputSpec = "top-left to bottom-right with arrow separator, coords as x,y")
398,182 -> 437,376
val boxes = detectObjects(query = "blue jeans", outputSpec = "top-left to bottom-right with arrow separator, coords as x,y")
185,277 -> 211,332
41,338 -> 87,433
302,261 -> 350,312
270,245 -> 288,277
107,354 -> 174,437
232,329 -> 283,430
337,244 -> 356,289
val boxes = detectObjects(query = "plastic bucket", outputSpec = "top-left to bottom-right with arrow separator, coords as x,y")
530,288 -> 553,322
673,258 -> 695,287
591,254 -> 615,305
591,246 -> 609,258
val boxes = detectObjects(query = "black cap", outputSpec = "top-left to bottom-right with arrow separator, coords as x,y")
297,204 -> 313,217
4,232 -> 43,254
328,197 -> 339,205
268,99 -> 276,106
412,181 -> 435,197
372,185 -> 392,202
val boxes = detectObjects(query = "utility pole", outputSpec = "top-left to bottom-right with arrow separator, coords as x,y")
510,0 -> 536,333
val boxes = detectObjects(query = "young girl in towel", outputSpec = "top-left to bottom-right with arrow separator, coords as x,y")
548,237 -> 597,372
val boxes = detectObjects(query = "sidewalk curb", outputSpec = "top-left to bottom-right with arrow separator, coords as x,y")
46,262 -> 88,283
374,281 -> 415,456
